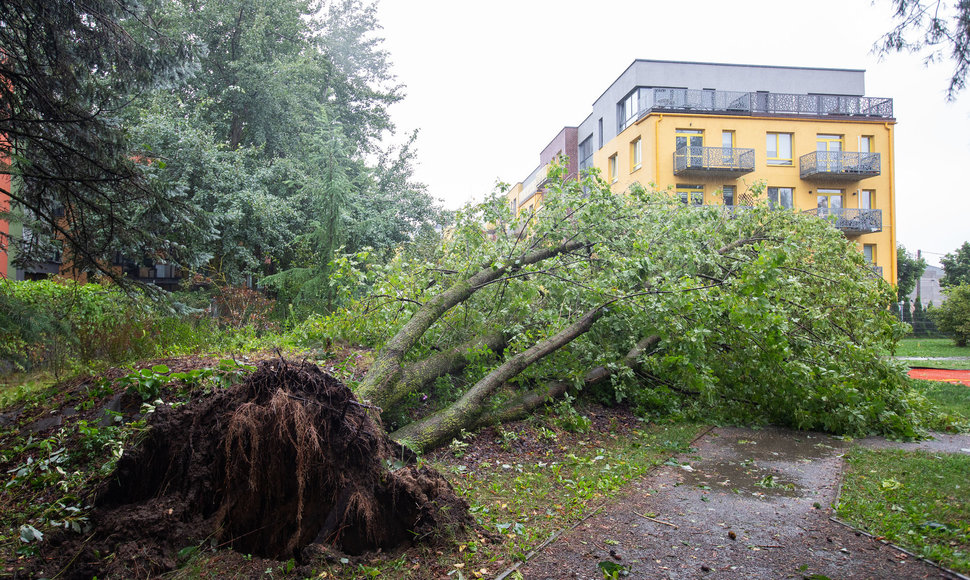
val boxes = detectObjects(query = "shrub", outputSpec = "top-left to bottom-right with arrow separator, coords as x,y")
929,284 -> 970,347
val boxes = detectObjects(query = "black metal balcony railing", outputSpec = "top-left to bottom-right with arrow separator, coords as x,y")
619,88 -> 894,131
673,146 -> 755,176
799,151 -> 881,180
803,207 -> 883,235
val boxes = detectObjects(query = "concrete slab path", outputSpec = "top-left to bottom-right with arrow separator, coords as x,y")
516,426 -> 970,580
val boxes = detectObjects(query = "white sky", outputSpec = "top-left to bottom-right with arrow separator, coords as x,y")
375,0 -> 969,267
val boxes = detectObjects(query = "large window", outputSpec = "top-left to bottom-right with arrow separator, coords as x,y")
618,89 -> 642,132
817,188 -> 843,213
722,185 -> 735,206
767,187 -> 793,209
631,138 -> 642,171
863,244 -> 876,264
608,154 -> 618,183
861,189 -> 876,209
677,184 -> 703,205
860,135 -> 873,153
578,136 -> 593,174
766,133 -> 793,165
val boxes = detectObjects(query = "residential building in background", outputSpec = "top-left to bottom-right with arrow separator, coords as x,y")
507,60 -> 896,283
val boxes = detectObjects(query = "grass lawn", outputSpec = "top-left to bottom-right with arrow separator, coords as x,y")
913,379 -> 970,420
312,418 -> 704,579
892,338 -> 970,359
838,448 -> 970,574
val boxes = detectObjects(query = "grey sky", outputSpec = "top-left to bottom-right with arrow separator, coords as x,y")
375,0 -> 969,267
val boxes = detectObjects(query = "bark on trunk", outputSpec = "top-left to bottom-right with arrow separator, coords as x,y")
471,335 -> 660,429
391,305 -> 609,452
356,239 -> 589,409
379,331 -> 507,413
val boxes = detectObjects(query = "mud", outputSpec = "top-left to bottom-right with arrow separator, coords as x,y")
34,359 -> 475,579
519,426 -> 961,579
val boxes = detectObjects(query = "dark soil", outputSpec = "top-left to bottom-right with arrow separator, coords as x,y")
23,359 -> 475,579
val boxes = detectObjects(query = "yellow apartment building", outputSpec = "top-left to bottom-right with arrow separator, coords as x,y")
506,60 -> 896,283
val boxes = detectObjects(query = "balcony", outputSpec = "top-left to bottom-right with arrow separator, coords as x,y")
673,146 -> 755,177
618,88 -> 894,131
803,207 -> 883,235
799,151 -> 881,181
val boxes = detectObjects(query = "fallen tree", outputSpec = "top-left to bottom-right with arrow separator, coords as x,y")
312,165 -> 928,452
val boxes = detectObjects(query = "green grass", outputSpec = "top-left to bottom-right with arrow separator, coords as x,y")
314,421 -> 704,579
914,379 -> 970,419
893,338 -> 970,359
838,448 -> 970,574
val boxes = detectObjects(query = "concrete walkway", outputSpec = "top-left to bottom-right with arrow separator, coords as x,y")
517,427 -> 969,579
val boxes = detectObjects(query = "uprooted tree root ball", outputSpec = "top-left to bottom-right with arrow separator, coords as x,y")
40,359 -> 475,579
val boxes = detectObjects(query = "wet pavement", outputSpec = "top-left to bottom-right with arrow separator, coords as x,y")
517,426 -> 965,579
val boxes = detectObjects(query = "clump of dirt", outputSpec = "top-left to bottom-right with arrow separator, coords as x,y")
39,359 -> 473,579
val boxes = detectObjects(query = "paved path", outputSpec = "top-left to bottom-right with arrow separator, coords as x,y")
517,427 -> 970,579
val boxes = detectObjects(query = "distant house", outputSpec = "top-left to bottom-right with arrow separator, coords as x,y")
910,264 -> 946,306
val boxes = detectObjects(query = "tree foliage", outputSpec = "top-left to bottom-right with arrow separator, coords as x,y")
929,284 -> 970,346
876,0 -> 970,99
940,241 -> 970,287
305,168 -> 928,452
896,244 -> 927,300
0,0 -> 198,282
2,0 -> 442,292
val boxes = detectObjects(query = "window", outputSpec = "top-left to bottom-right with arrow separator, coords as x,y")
722,131 -> 735,148
631,138 -> 642,171
608,154 -> 618,183
817,188 -> 843,214
859,136 -> 873,153
578,136 -> 593,174
675,129 -> 703,168
618,89 -> 641,132
817,134 -> 843,152
766,133 -> 793,165
722,185 -> 735,207
860,189 -> 876,209
863,244 -> 876,265
598,118 -> 604,149
767,187 -> 793,209
677,184 -> 704,205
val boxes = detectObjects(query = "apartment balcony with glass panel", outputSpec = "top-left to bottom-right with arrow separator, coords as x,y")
673,146 -> 755,177
798,151 -> 881,181
803,207 -> 883,235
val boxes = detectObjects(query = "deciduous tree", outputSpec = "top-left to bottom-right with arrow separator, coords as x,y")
310,168 -> 927,453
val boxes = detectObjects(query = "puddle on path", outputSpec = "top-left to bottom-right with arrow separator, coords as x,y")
680,459 -> 802,498
720,431 -> 838,462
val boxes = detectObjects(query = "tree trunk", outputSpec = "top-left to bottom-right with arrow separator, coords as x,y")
356,239 -> 589,409
379,330 -> 507,413
390,305 -> 609,452
471,335 -> 660,429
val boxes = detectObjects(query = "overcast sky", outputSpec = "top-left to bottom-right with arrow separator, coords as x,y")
375,0 -> 968,267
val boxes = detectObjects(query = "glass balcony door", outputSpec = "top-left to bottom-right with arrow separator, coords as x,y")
676,130 -> 704,168
816,134 -> 843,172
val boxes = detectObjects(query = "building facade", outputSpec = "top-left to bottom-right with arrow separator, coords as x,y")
506,60 -> 896,283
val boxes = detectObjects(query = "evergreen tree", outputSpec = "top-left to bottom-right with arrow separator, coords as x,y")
0,0 -> 199,282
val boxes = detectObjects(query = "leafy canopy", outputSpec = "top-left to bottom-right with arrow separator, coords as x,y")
941,241 -> 970,288
896,244 -> 927,301
308,165 -> 930,439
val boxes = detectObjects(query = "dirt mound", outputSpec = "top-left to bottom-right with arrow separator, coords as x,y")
40,359 -> 473,579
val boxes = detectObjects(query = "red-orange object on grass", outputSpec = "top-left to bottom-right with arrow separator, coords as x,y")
908,367 -> 970,387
